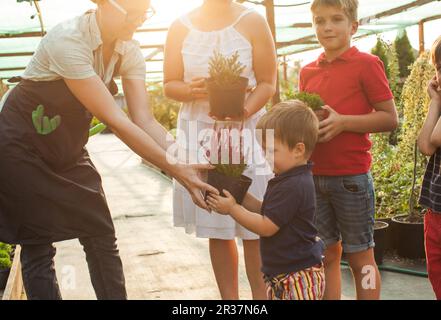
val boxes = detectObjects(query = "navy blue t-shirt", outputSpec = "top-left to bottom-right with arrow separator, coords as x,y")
260,162 -> 324,278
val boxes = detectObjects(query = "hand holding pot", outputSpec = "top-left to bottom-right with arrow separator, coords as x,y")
206,190 -> 237,215
173,163 -> 219,211
318,105 -> 346,143
188,77 -> 208,100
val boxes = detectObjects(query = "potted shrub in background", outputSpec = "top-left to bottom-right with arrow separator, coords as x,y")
203,121 -> 252,204
387,53 -> 433,259
0,243 -> 12,290
371,131 -> 396,257
392,141 -> 425,259
291,92 -> 328,121
206,51 -> 248,120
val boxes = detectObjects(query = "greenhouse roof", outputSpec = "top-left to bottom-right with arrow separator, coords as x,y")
0,0 -> 440,83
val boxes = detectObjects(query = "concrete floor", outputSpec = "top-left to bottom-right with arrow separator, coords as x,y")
53,134 -> 436,300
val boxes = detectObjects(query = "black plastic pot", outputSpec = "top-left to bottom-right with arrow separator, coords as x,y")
206,77 -> 249,120
374,221 -> 389,265
391,214 -> 425,259
206,170 -> 252,205
0,268 -> 10,290
376,217 -> 394,252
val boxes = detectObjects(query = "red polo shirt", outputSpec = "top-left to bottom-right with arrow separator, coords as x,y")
299,46 -> 394,176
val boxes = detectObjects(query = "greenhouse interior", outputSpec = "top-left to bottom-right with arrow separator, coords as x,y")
1,0 -> 441,302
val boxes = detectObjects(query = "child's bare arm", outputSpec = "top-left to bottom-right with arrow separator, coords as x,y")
318,100 -> 398,143
419,76 -> 441,155
242,192 -> 263,214
343,100 -> 398,133
206,191 -> 279,237
229,204 -> 279,237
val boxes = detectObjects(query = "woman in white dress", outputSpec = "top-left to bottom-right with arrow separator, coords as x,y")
164,0 -> 277,299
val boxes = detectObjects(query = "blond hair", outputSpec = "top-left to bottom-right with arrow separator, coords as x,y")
257,101 -> 319,157
311,0 -> 359,22
431,36 -> 441,66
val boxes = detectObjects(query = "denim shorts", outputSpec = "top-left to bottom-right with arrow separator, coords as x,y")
313,172 -> 376,254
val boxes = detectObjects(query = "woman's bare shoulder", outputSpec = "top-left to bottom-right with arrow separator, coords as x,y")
236,8 -> 270,40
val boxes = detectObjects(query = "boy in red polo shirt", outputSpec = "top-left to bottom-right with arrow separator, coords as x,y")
300,0 -> 398,300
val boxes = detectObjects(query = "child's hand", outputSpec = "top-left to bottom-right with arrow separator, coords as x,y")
318,105 -> 345,143
428,76 -> 441,103
206,190 -> 237,215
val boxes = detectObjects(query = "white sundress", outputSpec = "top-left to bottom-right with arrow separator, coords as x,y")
172,9 -> 273,240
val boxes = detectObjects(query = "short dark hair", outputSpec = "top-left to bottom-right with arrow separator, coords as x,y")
257,100 -> 319,157
431,36 -> 441,66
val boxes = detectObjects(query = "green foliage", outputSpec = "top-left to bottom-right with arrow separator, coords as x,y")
0,243 -> 12,255
148,83 -> 180,132
387,43 -> 402,103
0,256 -> 12,270
0,244 -> 12,270
291,92 -> 325,111
208,51 -> 246,87
372,37 -> 390,79
395,30 -> 416,78
215,163 -> 247,178
372,52 -> 434,218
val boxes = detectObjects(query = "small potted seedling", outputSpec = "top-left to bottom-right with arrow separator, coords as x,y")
202,122 -> 252,204
206,51 -> 248,120
292,92 -> 328,121
0,243 -> 12,290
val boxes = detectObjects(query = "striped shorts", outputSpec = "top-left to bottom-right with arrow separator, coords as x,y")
265,264 -> 325,300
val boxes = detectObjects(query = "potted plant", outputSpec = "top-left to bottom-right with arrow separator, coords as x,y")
292,92 -> 328,121
203,121 -> 252,204
206,51 -> 248,120
373,220 -> 389,265
0,243 -> 12,290
391,141 -> 425,259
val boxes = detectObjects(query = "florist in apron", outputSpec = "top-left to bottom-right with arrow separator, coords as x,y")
0,10 -> 146,300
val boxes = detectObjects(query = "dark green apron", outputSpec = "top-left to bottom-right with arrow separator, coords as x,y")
0,63 -> 121,245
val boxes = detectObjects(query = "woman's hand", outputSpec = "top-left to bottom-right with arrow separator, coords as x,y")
318,105 -> 346,143
206,190 -> 237,215
173,163 -> 219,210
188,77 -> 208,100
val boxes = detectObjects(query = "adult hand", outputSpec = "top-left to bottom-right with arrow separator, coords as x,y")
189,77 -> 208,100
174,163 -> 219,211
318,105 -> 346,143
